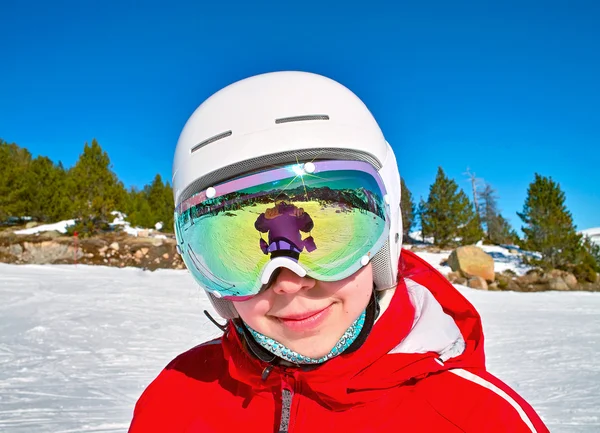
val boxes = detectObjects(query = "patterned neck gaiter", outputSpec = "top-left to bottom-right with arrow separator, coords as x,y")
242,310 -> 366,365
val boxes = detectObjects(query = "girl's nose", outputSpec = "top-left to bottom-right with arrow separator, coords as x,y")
270,267 -> 316,295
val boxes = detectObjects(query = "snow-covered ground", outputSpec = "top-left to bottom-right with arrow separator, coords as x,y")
14,219 -> 77,235
0,261 -> 599,432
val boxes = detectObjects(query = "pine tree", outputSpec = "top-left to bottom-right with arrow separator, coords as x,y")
420,167 -> 483,247
494,214 -> 519,245
416,198 -> 427,242
459,213 -> 485,245
124,187 -> 154,229
27,156 -> 54,222
146,174 -> 174,231
0,140 -> 33,220
26,156 -> 74,222
68,139 -> 127,236
575,237 -> 600,282
1,140 -> 76,223
400,177 -> 415,242
162,181 -> 174,232
124,176 -> 174,232
479,183 -> 498,239
51,162 -> 75,221
585,238 -> 600,269
479,183 -> 518,244
517,173 -> 581,269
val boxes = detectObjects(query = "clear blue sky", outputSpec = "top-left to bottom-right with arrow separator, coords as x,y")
1,0 -> 599,232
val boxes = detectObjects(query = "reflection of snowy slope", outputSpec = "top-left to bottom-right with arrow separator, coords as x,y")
580,227 -> 600,246
0,262 -> 598,432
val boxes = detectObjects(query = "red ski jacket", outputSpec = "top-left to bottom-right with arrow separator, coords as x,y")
129,249 -> 549,432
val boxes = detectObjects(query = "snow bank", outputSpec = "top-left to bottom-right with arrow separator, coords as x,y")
14,219 -> 76,235
13,212 -> 166,238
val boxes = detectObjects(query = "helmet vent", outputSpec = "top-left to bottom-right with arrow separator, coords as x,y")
275,115 -> 330,124
191,130 -> 232,154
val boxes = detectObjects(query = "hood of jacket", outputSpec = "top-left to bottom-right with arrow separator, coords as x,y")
221,249 -> 487,410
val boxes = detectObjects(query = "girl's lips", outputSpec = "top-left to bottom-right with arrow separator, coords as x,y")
275,305 -> 333,332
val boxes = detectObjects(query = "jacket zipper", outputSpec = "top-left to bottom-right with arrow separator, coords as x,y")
278,370 -> 298,433
278,381 -> 294,433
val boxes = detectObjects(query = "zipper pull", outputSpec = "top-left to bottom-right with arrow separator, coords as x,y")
261,365 -> 273,381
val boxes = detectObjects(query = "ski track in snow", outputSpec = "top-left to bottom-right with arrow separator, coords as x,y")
0,262 -> 598,432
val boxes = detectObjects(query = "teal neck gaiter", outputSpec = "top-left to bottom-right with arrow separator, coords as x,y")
242,309 -> 367,365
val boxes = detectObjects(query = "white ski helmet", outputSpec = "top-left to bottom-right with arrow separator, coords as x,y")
172,71 -> 402,319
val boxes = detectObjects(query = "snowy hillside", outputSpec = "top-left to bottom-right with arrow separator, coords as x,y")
0,262 -> 598,432
14,213 -> 165,238
410,243 -> 534,276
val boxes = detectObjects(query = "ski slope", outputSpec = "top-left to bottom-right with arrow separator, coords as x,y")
0,262 -> 598,432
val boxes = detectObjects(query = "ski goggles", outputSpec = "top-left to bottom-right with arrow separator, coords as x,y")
174,160 -> 390,300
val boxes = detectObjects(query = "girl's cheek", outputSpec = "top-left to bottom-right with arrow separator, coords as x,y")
234,297 -> 269,325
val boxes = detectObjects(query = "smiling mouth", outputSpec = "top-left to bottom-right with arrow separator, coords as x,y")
277,306 -> 329,320
274,305 -> 333,331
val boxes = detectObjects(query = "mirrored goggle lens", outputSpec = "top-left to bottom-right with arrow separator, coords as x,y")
175,160 -> 389,299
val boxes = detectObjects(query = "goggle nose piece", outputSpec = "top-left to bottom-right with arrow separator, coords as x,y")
260,257 -> 307,285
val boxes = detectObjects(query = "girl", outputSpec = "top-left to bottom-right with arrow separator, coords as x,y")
129,71 -> 549,432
